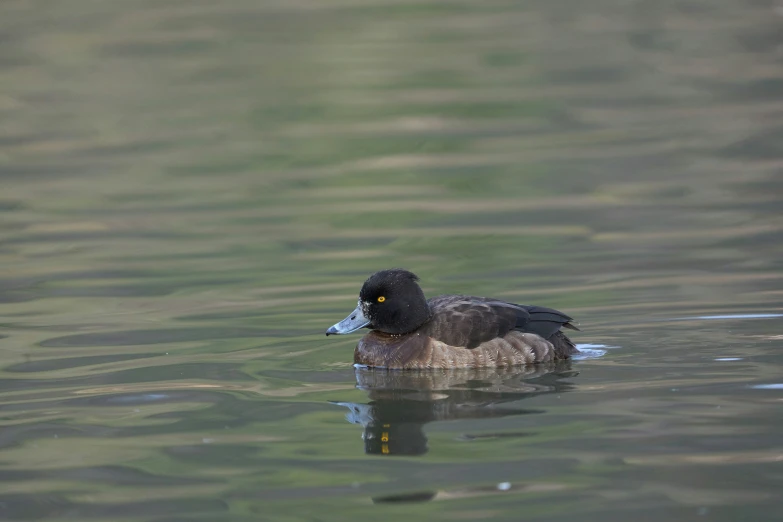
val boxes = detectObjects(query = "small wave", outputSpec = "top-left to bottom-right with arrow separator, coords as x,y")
673,313 -> 783,321
106,393 -> 170,404
573,343 -> 616,360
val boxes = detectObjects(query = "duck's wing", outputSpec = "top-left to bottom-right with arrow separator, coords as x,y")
423,295 -> 578,349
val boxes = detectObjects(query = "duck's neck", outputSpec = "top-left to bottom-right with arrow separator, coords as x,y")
406,300 -> 432,333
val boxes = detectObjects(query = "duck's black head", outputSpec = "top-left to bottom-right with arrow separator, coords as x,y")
360,269 -> 432,334
326,269 -> 432,336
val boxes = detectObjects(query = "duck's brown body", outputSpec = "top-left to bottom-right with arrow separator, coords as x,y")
355,330 -> 574,369
353,295 -> 578,369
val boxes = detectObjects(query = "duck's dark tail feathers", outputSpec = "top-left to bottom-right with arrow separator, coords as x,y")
550,331 -> 579,359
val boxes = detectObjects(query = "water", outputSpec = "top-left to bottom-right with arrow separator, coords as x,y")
1,0 -> 782,520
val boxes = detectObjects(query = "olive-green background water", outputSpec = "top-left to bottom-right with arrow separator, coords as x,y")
1,0 -> 782,520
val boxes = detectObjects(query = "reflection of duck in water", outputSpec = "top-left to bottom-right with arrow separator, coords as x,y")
326,269 -> 580,369
333,362 -> 577,456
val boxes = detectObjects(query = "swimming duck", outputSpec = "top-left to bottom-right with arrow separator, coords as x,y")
326,269 -> 579,369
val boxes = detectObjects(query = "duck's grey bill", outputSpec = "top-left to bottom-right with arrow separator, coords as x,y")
326,304 -> 370,335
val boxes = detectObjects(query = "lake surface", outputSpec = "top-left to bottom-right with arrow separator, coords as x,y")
1,0 -> 782,520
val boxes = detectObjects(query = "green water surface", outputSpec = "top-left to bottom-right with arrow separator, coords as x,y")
1,0 -> 782,520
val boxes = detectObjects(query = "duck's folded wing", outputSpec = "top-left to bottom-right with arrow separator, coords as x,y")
514,304 -> 580,338
424,295 -> 577,349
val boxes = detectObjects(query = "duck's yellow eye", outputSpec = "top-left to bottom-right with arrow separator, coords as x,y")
377,296 -> 386,303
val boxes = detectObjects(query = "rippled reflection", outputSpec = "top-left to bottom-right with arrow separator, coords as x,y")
335,363 -> 577,456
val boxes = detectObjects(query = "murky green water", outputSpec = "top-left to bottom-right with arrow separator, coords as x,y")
2,0 -> 782,520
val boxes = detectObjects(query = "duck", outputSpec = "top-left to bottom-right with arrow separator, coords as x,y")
325,269 -> 579,369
